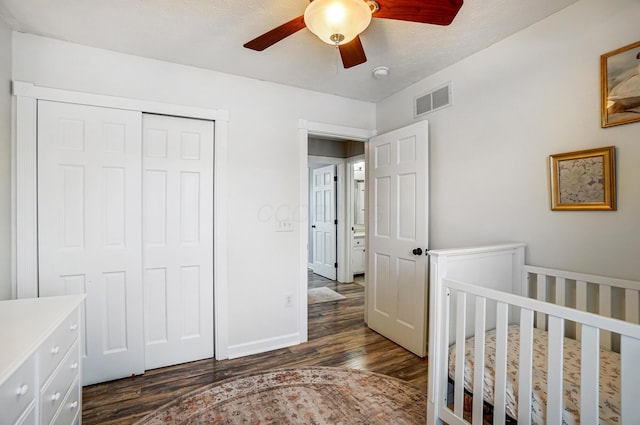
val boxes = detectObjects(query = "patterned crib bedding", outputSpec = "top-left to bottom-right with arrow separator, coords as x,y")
448,324 -> 621,425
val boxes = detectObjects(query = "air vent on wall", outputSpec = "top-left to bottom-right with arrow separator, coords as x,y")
414,83 -> 452,118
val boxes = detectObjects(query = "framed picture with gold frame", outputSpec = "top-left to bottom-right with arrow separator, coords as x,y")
549,146 -> 616,211
600,40 -> 640,128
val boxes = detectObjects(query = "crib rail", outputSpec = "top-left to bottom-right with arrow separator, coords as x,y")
437,277 -> 640,425
524,265 -> 640,351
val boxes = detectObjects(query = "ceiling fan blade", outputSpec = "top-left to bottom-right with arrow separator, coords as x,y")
243,16 -> 306,51
339,36 -> 367,69
375,0 -> 463,26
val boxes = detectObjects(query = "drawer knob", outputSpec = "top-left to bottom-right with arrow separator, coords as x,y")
16,384 -> 29,396
69,401 -> 79,410
69,323 -> 78,331
51,392 -> 61,402
51,346 -> 61,355
70,362 -> 79,370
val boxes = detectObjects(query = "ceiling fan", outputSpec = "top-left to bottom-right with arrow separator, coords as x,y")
243,0 -> 464,69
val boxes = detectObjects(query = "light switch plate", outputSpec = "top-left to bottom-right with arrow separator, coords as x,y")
275,218 -> 294,232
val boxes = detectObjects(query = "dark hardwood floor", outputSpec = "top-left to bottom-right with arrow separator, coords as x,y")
82,271 -> 429,424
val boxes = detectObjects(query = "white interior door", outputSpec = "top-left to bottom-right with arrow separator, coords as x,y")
37,100 -> 145,385
311,165 -> 337,280
143,114 -> 215,370
366,121 -> 429,357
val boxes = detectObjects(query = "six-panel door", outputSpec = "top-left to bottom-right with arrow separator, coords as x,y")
367,121 -> 429,357
311,165 -> 337,280
142,114 -> 214,370
37,100 -> 145,385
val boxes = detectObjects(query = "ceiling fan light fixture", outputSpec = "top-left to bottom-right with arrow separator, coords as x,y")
304,0 -> 372,46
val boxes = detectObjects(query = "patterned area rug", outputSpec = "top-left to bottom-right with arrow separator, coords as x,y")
307,287 -> 345,304
135,367 -> 426,424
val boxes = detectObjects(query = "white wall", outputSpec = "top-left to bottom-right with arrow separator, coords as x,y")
0,20 -> 11,300
377,0 -> 640,281
11,32 -> 375,352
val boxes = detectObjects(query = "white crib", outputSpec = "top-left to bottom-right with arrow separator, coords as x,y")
427,243 -> 640,425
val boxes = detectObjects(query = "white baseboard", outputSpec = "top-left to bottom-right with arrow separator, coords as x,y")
226,333 -> 301,359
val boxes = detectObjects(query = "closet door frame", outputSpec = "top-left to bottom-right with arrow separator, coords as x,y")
11,81 -> 231,359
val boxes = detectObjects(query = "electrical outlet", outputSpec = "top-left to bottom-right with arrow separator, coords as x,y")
284,292 -> 294,308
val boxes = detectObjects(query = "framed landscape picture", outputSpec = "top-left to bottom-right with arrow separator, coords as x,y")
549,146 -> 616,211
601,40 -> 640,127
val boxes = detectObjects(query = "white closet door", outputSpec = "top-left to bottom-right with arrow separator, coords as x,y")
143,114 -> 214,370
37,100 -> 145,385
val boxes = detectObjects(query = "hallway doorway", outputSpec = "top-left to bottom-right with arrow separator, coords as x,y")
307,136 -> 366,285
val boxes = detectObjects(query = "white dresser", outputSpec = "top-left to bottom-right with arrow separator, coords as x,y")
0,295 -> 84,425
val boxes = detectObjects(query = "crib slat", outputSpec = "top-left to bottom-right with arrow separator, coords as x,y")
575,280 -> 587,342
547,316 -> 564,425
625,288 -> 640,324
576,280 -> 588,310
621,335 -> 640,423
473,297 -> 487,425
580,325 -> 599,425
554,277 -> 570,338
438,287 -> 452,413
535,274 -> 547,330
454,292 -> 467,419
518,309 -> 534,425
555,277 -> 566,307
599,285 -> 612,350
493,302 -> 509,425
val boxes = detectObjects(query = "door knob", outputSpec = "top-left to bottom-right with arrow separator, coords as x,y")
412,248 -> 423,256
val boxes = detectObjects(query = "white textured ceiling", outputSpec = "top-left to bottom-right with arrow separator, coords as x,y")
0,0 -> 579,102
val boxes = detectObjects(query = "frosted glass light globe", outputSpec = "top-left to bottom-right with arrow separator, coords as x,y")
304,0 -> 372,45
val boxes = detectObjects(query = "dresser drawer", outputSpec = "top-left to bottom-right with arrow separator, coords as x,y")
39,308 -> 80,384
14,403 -> 36,425
51,378 -> 80,425
0,355 -> 36,425
40,343 -> 80,425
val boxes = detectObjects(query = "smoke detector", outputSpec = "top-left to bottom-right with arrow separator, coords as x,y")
372,66 -> 389,79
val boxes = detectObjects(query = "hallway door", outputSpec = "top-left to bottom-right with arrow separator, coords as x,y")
311,165 -> 337,280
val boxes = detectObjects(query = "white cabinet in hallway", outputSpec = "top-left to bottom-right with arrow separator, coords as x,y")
352,234 -> 365,274
37,100 -> 214,385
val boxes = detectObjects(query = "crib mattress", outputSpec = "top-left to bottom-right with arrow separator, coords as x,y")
448,324 -> 621,425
